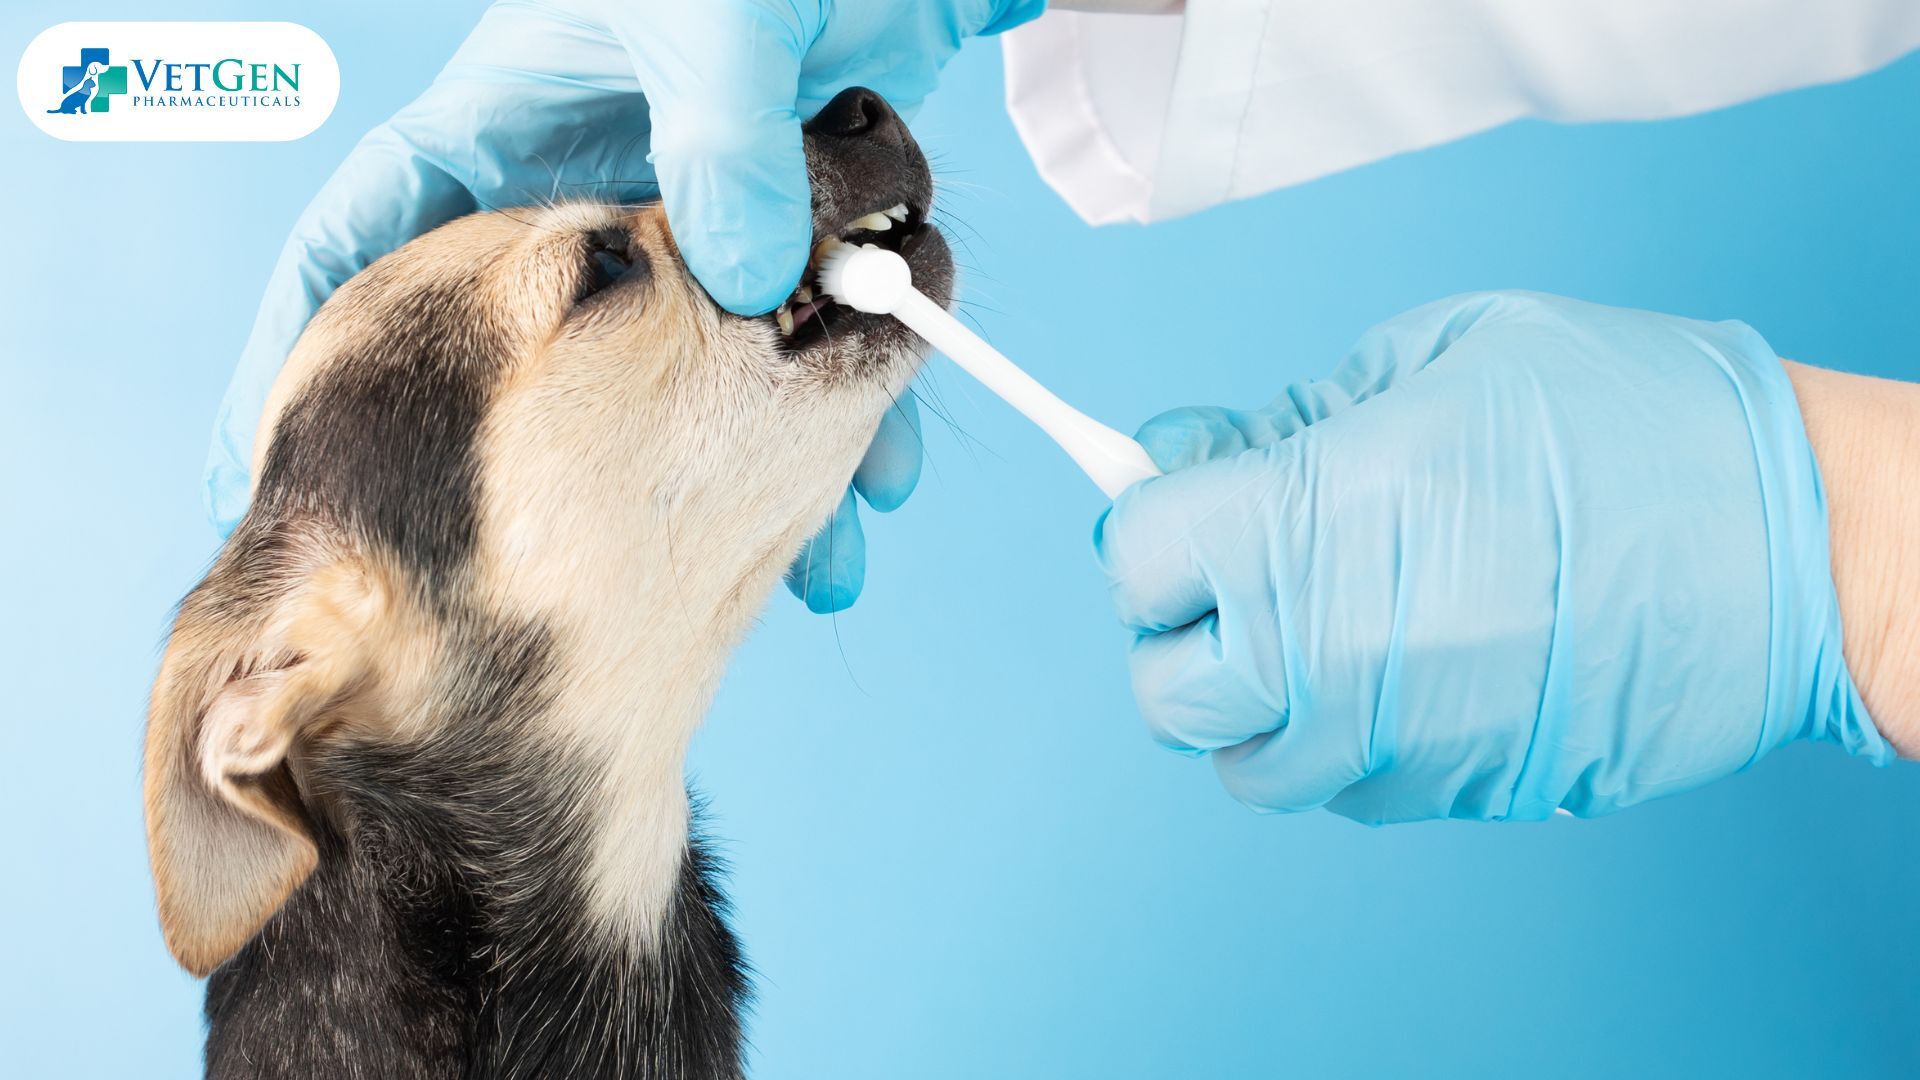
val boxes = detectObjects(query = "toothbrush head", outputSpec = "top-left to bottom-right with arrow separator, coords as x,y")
815,243 -> 912,315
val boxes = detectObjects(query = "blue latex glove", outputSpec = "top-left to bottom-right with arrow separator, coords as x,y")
206,0 -> 1041,612
1094,292 -> 1893,824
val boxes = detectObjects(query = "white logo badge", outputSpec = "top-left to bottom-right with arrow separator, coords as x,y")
18,22 -> 338,142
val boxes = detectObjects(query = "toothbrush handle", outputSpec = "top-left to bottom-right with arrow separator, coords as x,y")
890,290 -> 1161,499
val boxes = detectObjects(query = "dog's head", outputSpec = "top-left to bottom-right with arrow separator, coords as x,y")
145,88 -> 948,976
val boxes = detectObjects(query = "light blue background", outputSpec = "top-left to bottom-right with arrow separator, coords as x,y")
4,2 -> 1917,1076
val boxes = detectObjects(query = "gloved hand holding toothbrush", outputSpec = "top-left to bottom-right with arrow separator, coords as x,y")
205,0 -> 1043,613
1094,291 -> 1912,823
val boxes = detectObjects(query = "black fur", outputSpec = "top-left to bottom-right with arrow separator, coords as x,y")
191,86 -> 943,1079
202,252 -> 750,1079
203,613 -> 749,1079
251,278 -> 495,599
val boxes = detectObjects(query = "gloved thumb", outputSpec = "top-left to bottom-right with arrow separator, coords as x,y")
610,2 -> 814,315
784,488 -> 866,613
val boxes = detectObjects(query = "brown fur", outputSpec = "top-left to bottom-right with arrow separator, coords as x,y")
142,92 -> 949,1075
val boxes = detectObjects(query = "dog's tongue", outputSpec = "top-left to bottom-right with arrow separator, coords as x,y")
792,298 -> 830,329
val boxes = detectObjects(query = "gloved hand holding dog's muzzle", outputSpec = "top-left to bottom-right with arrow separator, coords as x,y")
206,0 -> 1043,612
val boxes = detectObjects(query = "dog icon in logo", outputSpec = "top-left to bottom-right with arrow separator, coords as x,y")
49,61 -> 103,113
48,48 -> 127,114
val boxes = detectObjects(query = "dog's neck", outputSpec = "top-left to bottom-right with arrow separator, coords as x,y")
553,628 -> 737,945
471,450 -> 833,938
488,553 -> 783,946
201,615 -> 751,1080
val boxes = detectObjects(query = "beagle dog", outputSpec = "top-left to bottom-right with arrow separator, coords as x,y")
144,87 -> 948,1079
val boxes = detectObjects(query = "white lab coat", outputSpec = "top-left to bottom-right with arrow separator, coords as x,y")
1004,1 -> 1920,225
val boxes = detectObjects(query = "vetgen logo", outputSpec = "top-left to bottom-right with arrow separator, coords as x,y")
47,48 -> 127,114
19,22 -> 338,141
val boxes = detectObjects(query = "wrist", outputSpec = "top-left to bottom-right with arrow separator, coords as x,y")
1785,360 -> 1920,757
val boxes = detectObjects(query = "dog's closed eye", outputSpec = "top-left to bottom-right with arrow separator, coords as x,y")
579,227 -> 643,302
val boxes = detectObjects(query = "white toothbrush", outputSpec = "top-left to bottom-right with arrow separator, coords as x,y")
815,243 -> 1160,499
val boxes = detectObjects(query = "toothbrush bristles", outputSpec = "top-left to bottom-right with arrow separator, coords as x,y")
815,242 -> 857,303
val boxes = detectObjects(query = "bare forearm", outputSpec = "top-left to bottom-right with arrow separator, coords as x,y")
1786,360 -> 1920,757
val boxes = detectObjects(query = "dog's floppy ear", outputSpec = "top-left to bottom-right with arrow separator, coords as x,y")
144,539 -> 389,976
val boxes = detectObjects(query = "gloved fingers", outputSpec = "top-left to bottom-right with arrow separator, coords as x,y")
1209,714 -> 1373,816
1126,612 -> 1287,755
1133,406 -> 1272,471
383,74 -> 660,221
852,394 -> 923,513
610,1 -> 813,315
1093,447 -> 1292,634
1180,291 -> 1521,458
423,4 -> 663,206
789,0 -> 1041,121
783,487 -> 866,613
979,0 -> 1050,35
1325,291 -> 1527,399
441,2 -> 641,94
1126,293 -> 1525,479
1127,603 -> 1367,816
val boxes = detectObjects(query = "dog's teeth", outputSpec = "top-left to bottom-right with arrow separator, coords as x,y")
795,284 -> 813,303
846,212 -> 892,233
776,305 -> 795,336
883,203 -> 909,221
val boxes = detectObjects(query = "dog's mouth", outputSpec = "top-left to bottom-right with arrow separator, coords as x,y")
773,197 -> 932,351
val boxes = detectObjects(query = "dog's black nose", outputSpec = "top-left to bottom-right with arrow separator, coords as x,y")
807,86 -> 908,149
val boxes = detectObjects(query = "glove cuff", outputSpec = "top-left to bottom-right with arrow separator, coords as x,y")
1731,330 -> 1894,766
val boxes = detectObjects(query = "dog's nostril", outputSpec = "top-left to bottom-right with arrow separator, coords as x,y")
808,86 -> 903,145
